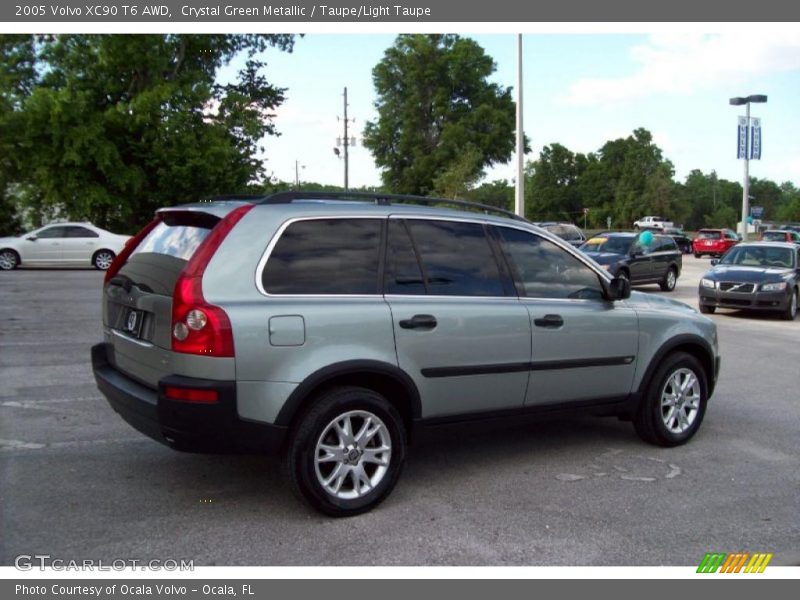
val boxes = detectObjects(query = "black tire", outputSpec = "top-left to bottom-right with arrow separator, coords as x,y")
633,352 -> 708,447
285,386 -> 406,517
659,266 -> 678,292
0,249 -> 20,270
617,269 -> 630,283
781,288 -> 798,321
699,304 -> 716,314
92,249 -> 116,271
694,253 -> 702,259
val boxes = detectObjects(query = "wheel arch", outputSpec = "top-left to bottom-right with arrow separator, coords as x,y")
274,360 -> 422,436
636,335 -> 717,401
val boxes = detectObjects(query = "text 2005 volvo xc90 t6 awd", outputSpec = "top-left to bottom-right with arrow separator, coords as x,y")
93,192 -> 721,516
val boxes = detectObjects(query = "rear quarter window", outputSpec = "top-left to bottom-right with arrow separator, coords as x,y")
261,218 -> 382,295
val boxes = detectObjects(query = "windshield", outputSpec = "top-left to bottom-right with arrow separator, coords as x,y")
720,246 -> 795,268
697,231 -> 721,239
581,236 -> 633,255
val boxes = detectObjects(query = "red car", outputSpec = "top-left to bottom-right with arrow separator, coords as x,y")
693,229 -> 740,258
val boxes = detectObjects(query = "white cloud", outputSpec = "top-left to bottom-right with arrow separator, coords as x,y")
563,32 -> 800,107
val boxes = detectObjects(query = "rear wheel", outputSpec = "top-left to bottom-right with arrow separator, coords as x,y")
0,249 -> 19,270
286,386 -> 406,517
659,267 -> 678,292
633,352 -> 708,447
93,249 -> 116,271
693,253 -> 702,259
781,288 -> 798,321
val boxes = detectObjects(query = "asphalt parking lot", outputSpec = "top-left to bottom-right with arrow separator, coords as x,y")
1,257 -> 798,566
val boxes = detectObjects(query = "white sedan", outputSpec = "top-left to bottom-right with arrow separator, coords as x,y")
0,222 -> 131,271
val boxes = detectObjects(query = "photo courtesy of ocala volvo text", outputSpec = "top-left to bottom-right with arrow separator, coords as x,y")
92,191 -> 721,517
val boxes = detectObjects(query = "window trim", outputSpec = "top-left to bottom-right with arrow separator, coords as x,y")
254,214 -> 611,300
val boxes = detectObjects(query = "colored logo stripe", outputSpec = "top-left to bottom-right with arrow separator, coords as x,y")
697,552 -> 772,573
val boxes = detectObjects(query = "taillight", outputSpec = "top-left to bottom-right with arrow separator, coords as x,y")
104,217 -> 161,284
171,204 -> 254,358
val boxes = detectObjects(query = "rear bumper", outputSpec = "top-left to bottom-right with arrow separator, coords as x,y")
91,343 -> 286,453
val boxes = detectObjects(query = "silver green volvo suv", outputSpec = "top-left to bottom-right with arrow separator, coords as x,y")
92,192 -> 720,516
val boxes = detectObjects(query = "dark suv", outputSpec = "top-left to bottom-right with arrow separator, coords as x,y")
580,232 -> 682,291
92,192 -> 718,516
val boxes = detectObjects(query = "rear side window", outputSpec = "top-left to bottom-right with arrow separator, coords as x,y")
64,226 -> 99,238
403,219 -> 505,297
262,219 -> 381,295
762,231 -> 785,241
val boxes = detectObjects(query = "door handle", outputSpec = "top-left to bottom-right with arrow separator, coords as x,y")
399,314 -> 438,330
534,314 -> 564,328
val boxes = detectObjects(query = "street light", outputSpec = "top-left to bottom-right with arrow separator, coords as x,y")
729,94 -> 767,240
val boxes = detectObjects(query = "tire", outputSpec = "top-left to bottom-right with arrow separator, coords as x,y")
699,304 -> 716,315
693,253 -> 702,259
93,249 -> 116,271
633,352 -> 708,447
616,269 -> 630,283
0,249 -> 20,270
285,386 -> 406,517
781,288 -> 798,321
659,267 -> 678,292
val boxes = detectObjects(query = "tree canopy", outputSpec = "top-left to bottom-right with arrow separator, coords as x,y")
363,34 -> 517,196
0,34 -> 295,233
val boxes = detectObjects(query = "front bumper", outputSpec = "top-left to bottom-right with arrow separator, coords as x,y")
698,288 -> 790,312
91,343 -> 286,453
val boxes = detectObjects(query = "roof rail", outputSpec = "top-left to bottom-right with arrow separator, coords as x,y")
255,190 -> 528,222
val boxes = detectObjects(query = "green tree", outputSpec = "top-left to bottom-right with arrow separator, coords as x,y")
363,34 -> 517,195
464,179 -> 513,211
525,143 -> 588,221
0,34 -> 295,233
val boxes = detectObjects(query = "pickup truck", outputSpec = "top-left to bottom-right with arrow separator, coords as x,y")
633,216 -> 673,231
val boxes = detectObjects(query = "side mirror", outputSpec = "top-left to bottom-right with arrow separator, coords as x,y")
607,276 -> 631,301
710,259 -> 719,266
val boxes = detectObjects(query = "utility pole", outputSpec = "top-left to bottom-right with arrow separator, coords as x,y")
335,87 -> 357,192
294,160 -> 305,189
515,34 -> 525,217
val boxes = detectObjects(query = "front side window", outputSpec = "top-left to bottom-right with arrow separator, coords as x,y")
402,219 -> 505,297
35,226 -> 67,239
262,219 -> 381,295
496,227 -> 605,300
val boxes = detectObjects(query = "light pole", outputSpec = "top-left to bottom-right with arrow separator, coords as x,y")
515,34 -> 525,218
294,161 -> 305,189
729,94 -> 767,241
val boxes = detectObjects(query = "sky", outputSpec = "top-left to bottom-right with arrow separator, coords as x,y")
218,30 -> 800,190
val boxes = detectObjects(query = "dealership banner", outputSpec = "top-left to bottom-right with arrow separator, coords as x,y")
750,118 -> 762,160
3,0 -> 800,23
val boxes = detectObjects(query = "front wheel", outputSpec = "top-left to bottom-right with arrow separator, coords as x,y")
699,304 -> 716,314
286,386 -> 406,517
633,352 -> 708,447
93,250 -> 116,271
659,267 -> 678,292
0,249 -> 20,270
781,288 -> 798,321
